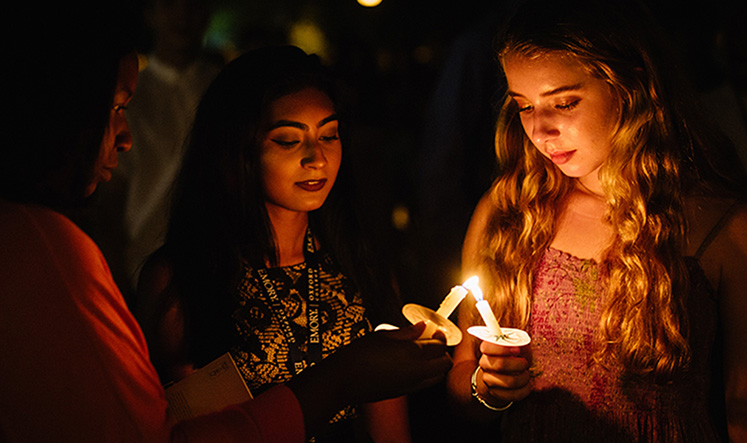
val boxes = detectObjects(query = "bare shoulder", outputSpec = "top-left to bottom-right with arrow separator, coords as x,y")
470,193 -> 495,228
462,193 -> 495,272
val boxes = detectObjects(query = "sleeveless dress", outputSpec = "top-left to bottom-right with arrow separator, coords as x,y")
229,250 -> 372,440
499,209 -> 735,442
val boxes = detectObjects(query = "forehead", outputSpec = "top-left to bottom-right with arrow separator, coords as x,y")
266,87 -> 335,119
116,52 -> 139,94
502,52 -> 592,95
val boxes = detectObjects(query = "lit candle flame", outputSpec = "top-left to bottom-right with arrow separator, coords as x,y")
464,275 -> 503,338
462,276 -> 482,301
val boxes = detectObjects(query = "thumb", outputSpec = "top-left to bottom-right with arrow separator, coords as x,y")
377,321 -> 426,341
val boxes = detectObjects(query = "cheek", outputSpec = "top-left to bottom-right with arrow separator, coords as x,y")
96,130 -> 114,166
259,153 -> 295,195
518,115 -> 532,139
100,122 -> 114,150
328,151 -> 342,180
259,157 -> 280,191
587,118 -> 616,156
99,113 -> 123,157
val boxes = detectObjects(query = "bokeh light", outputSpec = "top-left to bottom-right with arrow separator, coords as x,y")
357,0 -> 383,7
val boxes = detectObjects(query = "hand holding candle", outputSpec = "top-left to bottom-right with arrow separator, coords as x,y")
384,279 -> 473,346
463,276 -> 531,347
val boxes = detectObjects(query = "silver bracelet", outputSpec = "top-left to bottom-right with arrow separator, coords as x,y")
470,366 -> 513,411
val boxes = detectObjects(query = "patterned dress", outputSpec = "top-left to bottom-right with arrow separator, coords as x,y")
230,250 -> 371,439
499,248 -> 725,442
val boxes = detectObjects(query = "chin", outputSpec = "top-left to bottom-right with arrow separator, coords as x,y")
556,164 -> 587,178
83,183 -> 99,197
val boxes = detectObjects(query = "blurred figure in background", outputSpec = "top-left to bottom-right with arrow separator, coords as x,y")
412,4 -> 516,309
82,0 -> 224,303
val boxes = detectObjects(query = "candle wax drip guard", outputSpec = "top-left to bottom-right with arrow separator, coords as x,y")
401,303 -> 463,346
467,326 -> 531,347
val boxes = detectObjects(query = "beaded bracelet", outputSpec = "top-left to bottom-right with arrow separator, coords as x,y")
470,366 -> 514,411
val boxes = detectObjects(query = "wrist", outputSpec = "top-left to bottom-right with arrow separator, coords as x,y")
470,366 -> 513,412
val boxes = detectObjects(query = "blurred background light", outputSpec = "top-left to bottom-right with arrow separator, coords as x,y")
357,0 -> 383,7
289,20 -> 330,60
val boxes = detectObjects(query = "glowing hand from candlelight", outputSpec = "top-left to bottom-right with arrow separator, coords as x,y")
475,340 -> 533,406
463,276 -> 532,346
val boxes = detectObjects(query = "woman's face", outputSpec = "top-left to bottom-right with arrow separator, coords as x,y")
85,51 -> 138,196
503,52 -> 619,188
259,87 -> 342,218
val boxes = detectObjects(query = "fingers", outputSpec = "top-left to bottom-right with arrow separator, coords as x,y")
478,352 -> 529,374
430,328 -> 447,343
378,321 -> 426,341
426,352 -> 453,375
479,367 -> 533,402
474,340 -> 532,404
480,340 -> 521,356
480,363 -> 532,389
414,337 -> 450,358
395,334 -> 453,392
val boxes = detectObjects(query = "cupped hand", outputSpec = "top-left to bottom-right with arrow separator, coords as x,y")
336,321 -> 453,404
476,340 -> 532,405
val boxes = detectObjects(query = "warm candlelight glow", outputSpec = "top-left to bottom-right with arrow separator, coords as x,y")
464,276 -> 503,338
462,275 -> 480,293
435,285 -> 468,319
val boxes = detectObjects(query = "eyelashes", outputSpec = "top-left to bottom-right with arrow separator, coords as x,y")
555,100 -> 580,111
516,99 -> 580,114
270,134 -> 340,148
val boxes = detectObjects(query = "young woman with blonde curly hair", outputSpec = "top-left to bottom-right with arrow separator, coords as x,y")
447,0 -> 747,440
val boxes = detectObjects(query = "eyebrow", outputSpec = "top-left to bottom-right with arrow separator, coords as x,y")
508,83 -> 584,99
268,113 -> 339,131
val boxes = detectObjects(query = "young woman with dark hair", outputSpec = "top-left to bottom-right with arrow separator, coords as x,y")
137,45 -> 413,442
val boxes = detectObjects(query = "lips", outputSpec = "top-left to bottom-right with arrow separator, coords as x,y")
296,179 -> 327,192
548,150 -> 576,165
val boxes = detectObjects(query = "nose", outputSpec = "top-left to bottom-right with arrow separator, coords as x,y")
528,110 -> 560,145
301,140 -> 327,169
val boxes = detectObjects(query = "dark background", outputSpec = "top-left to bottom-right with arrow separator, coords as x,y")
166,0 -> 746,309
164,3 -> 746,440
95,1 -> 747,440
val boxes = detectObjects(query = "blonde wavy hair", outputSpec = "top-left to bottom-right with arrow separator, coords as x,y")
475,0 -> 704,380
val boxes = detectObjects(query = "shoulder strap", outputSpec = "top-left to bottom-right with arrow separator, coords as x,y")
694,201 -> 740,260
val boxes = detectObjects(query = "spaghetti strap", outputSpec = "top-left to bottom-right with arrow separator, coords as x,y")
694,201 -> 740,260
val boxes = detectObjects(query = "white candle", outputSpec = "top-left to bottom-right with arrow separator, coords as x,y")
435,285 -> 468,319
463,276 -> 503,338
475,300 -> 503,338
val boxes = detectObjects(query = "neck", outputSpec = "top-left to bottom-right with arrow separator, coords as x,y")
575,176 -> 605,199
266,205 -> 309,267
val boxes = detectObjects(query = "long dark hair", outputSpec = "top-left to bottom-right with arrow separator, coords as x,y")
159,46 -> 401,366
3,4 -> 136,209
